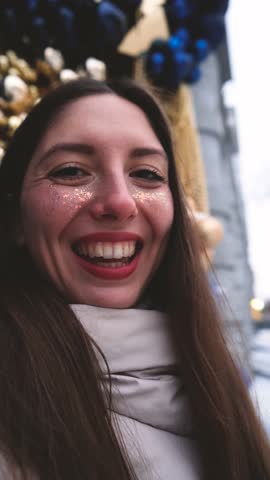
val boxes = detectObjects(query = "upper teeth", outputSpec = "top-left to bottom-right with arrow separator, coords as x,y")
76,241 -> 137,259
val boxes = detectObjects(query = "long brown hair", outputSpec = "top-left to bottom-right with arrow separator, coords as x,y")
0,78 -> 269,479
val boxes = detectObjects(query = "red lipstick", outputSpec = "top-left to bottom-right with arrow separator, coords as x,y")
74,251 -> 141,280
73,231 -> 143,280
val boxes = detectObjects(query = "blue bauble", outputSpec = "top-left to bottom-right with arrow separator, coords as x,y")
96,1 -> 128,49
150,39 -> 171,56
168,35 -> 183,52
174,51 -> 193,76
166,0 -> 193,21
57,7 -> 77,51
25,0 -> 39,12
58,6 -> 75,31
31,15 -> 50,46
169,51 -> 193,88
175,27 -> 190,48
194,38 -> 210,62
32,15 -> 45,28
186,65 -> 201,83
2,8 -> 17,35
148,51 -> 165,77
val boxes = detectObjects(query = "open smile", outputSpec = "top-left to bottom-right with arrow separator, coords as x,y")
72,232 -> 143,280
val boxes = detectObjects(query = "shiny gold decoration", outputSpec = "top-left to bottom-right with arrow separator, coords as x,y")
134,56 -> 224,267
15,60 -> 37,83
162,85 -> 209,213
0,48 -> 65,152
198,215 -> 224,250
28,85 -> 39,102
44,47 -> 64,73
0,146 -> 5,163
4,74 -> 28,103
8,115 -> 22,132
7,67 -> 20,77
85,57 -> 106,81
6,50 -> 18,65
0,55 -> 9,75
0,47 -> 107,156
135,57 -> 208,212
60,69 -> 78,83
0,115 -> 8,130
250,298 -> 265,322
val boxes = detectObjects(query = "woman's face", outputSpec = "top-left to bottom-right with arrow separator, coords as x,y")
19,94 -> 174,308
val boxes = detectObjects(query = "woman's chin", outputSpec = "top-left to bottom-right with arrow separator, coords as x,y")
68,290 -> 139,310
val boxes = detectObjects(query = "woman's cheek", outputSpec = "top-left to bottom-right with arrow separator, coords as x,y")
30,185 -> 94,229
47,185 -> 94,217
21,185 -> 94,234
132,187 -> 174,230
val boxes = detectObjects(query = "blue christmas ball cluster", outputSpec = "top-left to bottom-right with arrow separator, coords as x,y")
0,0 -> 229,86
146,0 -> 229,89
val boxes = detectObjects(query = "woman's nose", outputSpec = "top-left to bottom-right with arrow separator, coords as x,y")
89,176 -> 138,222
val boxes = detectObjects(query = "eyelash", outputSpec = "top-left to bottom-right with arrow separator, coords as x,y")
130,168 -> 165,182
49,166 -> 165,183
50,166 -> 86,179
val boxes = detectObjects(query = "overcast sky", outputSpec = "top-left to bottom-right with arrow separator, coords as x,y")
227,1 -> 270,299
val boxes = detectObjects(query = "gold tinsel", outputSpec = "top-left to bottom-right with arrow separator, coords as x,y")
134,57 -> 224,267
134,57 -> 208,213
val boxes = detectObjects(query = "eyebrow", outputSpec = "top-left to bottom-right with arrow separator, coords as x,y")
37,143 -> 95,165
130,147 -> 168,162
37,143 -> 168,165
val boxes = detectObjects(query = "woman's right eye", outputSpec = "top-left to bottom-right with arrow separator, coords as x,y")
49,166 -> 89,181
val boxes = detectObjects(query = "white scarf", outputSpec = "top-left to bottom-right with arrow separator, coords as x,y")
72,304 -> 201,480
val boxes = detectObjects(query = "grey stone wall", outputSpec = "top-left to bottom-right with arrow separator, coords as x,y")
191,47 -> 254,365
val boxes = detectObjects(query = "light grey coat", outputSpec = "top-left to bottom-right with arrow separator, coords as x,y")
73,304 -> 201,480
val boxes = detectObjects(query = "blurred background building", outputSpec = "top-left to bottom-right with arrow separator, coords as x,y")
227,0 -> 270,329
192,42 -> 254,363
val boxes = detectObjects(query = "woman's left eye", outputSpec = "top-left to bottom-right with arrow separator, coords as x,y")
130,169 -> 165,182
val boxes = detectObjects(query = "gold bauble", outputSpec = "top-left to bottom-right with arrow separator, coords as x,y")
0,55 -> 9,75
7,115 -> 22,135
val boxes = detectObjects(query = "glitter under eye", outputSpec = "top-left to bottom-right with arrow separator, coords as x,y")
132,190 -> 170,203
49,184 -> 93,213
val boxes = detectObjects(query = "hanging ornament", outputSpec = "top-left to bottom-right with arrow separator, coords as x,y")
85,57 -> 106,81
3,75 -> 28,103
44,48 -> 65,73
59,69 -> 79,83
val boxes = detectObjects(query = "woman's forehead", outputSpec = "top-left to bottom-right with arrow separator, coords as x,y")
32,94 -> 164,161
49,93 -> 149,127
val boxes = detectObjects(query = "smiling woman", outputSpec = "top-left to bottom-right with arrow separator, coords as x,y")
0,78 -> 269,480
19,93 -> 173,308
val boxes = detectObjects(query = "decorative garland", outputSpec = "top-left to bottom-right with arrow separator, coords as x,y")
0,0 -> 229,158
0,1 -> 228,76
146,0 -> 229,87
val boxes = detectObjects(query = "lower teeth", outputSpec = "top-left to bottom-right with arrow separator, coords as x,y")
77,254 -> 132,267
94,260 -> 129,268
